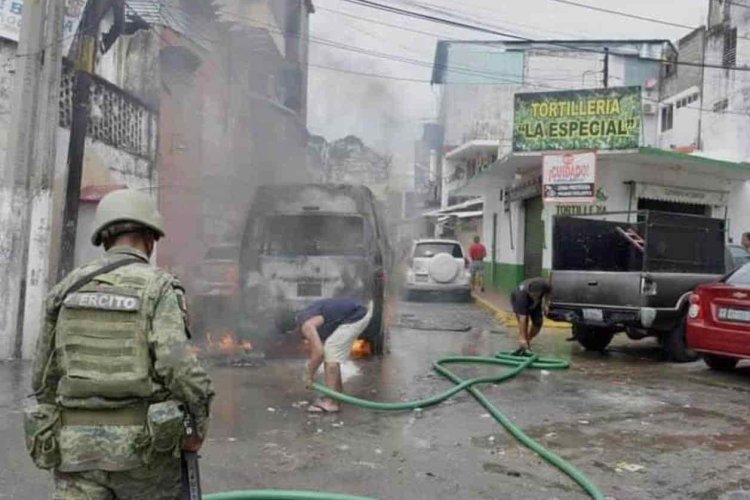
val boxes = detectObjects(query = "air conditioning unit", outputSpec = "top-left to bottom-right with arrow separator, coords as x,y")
642,103 -> 656,115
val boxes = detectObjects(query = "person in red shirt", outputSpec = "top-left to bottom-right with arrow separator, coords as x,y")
468,235 -> 487,292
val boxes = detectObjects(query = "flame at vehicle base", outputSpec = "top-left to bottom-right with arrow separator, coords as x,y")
351,339 -> 372,358
194,329 -> 253,357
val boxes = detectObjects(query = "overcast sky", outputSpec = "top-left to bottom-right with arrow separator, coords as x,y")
307,0 -> 708,181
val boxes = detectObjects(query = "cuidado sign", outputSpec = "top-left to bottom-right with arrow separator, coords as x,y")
513,86 -> 642,152
543,152 -> 596,204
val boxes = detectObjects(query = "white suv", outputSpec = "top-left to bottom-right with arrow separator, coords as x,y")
404,239 -> 471,301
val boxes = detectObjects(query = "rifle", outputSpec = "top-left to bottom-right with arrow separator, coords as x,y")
181,413 -> 203,500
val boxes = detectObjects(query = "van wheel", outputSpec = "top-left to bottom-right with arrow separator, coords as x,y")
662,317 -> 698,363
703,354 -> 738,371
573,325 -> 615,352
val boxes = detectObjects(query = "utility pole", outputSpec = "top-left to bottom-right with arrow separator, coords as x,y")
21,0 -> 66,359
0,0 -> 46,360
603,47 -> 609,89
57,2 -> 99,282
57,0 -> 120,281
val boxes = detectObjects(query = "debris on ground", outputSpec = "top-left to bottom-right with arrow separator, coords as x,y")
616,462 -> 646,473
393,315 -> 471,332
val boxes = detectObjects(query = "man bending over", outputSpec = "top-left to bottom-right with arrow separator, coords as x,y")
296,298 -> 373,413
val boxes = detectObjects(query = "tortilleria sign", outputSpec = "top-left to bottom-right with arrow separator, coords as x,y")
543,152 -> 596,204
513,86 -> 642,152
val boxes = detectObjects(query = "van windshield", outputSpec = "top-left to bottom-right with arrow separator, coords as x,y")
261,215 -> 365,256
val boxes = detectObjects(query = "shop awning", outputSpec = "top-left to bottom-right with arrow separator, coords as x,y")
451,147 -> 750,197
638,147 -> 750,181
634,182 -> 729,206
423,199 -> 483,217
445,140 -> 500,160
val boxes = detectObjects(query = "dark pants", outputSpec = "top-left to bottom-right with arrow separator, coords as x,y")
510,291 -> 543,328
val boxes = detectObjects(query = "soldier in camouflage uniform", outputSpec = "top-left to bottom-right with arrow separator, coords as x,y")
30,189 -> 214,499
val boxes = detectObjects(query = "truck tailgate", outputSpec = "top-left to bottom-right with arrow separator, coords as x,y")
551,271 -> 642,307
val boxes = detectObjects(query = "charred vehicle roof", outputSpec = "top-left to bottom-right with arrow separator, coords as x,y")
250,184 -> 380,215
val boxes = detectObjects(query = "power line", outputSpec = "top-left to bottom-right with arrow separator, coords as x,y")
14,13 -> 100,59
549,0 -> 699,31
548,0 -> 750,42
216,9 -> 587,88
314,4 -> 453,40
395,0 -> 582,39
132,0 -> 750,117
318,2 -> 581,45
340,0 -> 750,72
309,61 -> 431,82
142,0 -> 571,86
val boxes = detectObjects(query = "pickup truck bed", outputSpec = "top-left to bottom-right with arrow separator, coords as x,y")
548,211 -> 727,361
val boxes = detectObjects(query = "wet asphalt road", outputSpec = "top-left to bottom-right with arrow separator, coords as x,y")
2,300 -> 750,499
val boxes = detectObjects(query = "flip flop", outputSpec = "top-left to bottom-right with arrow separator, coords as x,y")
307,403 -> 340,414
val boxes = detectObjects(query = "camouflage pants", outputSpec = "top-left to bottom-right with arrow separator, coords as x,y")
53,458 -> 181,500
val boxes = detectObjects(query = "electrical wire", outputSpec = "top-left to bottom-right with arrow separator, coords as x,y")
339,0 -> 750,72
13,8 -> 99,59
394,0 -> 584,39
215,9 -> 589,89
129,2 -> 750,120
132,1 -> 543,87
549,0 -> 750,45
549,0 -> 706,31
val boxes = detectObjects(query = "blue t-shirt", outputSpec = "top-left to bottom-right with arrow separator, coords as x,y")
297,298 -> 368,342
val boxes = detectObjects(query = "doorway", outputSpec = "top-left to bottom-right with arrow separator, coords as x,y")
637,198 -> 710,216
523,196 -> 544,279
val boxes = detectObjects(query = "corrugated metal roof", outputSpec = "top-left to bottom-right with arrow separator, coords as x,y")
127,0 -> 218,49
127,0 -> 190,35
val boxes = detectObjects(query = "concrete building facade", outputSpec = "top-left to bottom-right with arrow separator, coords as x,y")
432,37 -> 750,293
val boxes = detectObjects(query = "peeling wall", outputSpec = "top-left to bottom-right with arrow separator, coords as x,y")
48,130 -> 155,275
701,2 -> 750,161
0,39 -> 17,180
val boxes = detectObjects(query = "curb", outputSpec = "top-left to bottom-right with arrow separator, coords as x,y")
473,293 -> 571,329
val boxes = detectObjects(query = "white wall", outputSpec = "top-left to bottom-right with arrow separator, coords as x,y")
538,158 -> 742,270
482,184 -> 526,267
49,129 -> 154,269
476,154 -> 745,276
701,13 -> 750,161
658,86 -> 701,149
728,181 -> 750,242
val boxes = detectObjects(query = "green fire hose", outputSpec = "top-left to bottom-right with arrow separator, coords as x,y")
205,351 -> 605,500
204,492 -> 377,500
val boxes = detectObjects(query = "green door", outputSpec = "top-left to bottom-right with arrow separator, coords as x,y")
523,196 -> 544,280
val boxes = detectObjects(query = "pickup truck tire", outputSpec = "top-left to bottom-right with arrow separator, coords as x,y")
573,325 -> 615,352
662,317 -> 698,363
703,354 -> 738,371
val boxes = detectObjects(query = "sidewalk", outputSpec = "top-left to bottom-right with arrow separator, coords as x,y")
472,288 -> 570,329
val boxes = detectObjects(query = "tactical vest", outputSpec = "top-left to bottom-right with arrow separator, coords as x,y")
56,263 -> 161,401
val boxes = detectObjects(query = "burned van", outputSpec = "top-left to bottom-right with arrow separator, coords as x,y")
239,184 -> 390,354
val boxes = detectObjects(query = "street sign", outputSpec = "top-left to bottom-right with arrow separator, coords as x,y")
543,152 -> 596,204
0,0 -> 84,49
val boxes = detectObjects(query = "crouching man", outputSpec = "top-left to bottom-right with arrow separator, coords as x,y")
511,277 -> 551,355
296,298 -> 373,414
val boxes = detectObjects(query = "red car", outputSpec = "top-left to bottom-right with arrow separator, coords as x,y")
687,262 -> 750,370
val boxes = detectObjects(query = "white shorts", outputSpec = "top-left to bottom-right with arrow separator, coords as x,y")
323,301 -> 373,363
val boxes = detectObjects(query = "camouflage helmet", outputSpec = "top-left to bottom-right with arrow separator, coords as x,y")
91,189 -> 165,246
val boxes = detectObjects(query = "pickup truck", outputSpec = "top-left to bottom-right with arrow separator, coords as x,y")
547,211 -> 729,362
